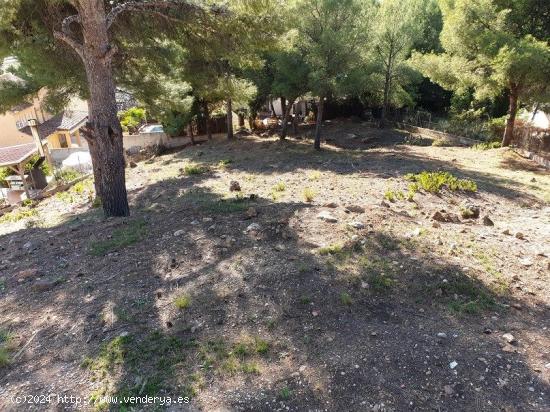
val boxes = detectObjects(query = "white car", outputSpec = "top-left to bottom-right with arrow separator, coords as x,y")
139,124 -> 164,133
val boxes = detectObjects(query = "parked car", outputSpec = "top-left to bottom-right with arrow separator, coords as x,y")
139,124 -> 164,133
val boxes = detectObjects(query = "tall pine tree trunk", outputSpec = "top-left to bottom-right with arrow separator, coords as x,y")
280,97 -> 286,119
80,1 -> 129,217
380,65 -> 391,129
187,123 -> 195,145
502,85 -> 519,147
280,97 -> 294,140
226,97 -> 234,140
314,98 -> 325,150
203,101 -> 212,140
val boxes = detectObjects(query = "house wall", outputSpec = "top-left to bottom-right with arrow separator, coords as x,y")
0,113 -> 34,147
49,147 -> 89,164
0,94 -> 88,148
123,132 -> 220,152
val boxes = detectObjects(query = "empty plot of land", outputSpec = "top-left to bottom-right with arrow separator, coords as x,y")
0,124 -> 548,411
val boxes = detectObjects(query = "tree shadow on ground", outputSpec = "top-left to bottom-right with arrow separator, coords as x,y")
0,175 -> 548,411
499,151 -> 549,175
170,133 -> 545,207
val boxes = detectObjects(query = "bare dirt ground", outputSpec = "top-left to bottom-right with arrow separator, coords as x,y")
0,121 -> 549,411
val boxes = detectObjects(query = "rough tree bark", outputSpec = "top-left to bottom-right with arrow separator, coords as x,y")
53,0 -> 205,217
280,97 -> 295,140
203,101 -> 212,140
56,0 -> 129,217
226,97 -> 234,140
502,84 -> 519,147
187,123 -> 195,145
380,53 -> 393,129
314,97 -> 325,150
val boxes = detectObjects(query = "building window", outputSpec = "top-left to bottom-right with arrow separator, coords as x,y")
58,134 -> 68,148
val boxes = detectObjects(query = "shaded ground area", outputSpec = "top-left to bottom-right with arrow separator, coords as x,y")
0,122 -> 549,411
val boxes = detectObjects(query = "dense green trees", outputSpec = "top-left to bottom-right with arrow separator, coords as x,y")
412,0 -> 550,145
295,0 -> 373,149
370,0 -> 425,127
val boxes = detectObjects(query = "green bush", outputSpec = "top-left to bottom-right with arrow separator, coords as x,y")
118,107 -> 146,134
405,171 -> 477,194
25,154 -> 52,176
0,168 -> 11,188
55,168 -> 82,183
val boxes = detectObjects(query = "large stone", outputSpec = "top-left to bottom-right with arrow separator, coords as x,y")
432,210 -> 460,223
246,207 -> 258,218
317,211 -> 338,223
460,202 -> 480,219
229,181 -> 241,192
348,221 -> 365,229
345,205 -> 365,214
32,279 -> 60,292
244,223 -> 261,233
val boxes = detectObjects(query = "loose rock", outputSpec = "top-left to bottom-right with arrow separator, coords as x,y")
229,181 -> 241,192
345,205 -> 365,213
502,333 -> 516,344
317,211 -> 338,223
482,215 -> 494,226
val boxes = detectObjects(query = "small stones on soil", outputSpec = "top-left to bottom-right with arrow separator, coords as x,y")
444,385 -> 455,395
482,215 -> 494,226
323,202 -> 338,208
345,205 -> 365,213
246,207 -> 258,218
317,211 -> 338,223
502,333 -> 516,344
449,361 -> 458,369
515,232 -> 525,240
460,201 -> 480,219
519,258 -> 533,267
348,221 -> 365,229
244,223 -> 261,233
437,332 -> 448,339
229,181 -> 241,192
174,230 -> 185,237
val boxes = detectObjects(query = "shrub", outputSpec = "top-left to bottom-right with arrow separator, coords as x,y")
118,107 -> 146,134
340,292 -> 353,306
55,168 -> 82,183
0,208 -> 38,223
384,190 -> 404,202
318,244 -> 344,256
273,182 -> 286,192
303,187 -> 316,202
472,141 -> 502,150
183,164 -> 208,176
25,154 -> 52,176
174,294 -> 191,310
404,171 -> 477,194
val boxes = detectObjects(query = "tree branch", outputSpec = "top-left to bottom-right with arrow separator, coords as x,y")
61,14 -> 81,36
54,13 -> 84,59
53,30 -> 84,59
106,0 -> 204,29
